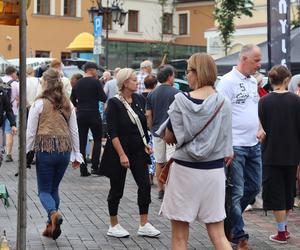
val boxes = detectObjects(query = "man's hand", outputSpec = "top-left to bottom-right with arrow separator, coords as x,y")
224,155 -> 234,167
11,126 -> 17,136
163,128 -> 177,145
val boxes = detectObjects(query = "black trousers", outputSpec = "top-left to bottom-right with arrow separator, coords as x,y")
107,154 -> 151,216
77,111 -> 102,171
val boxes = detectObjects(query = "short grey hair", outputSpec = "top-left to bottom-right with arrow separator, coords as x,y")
116,68 -> 135,91
140,60 -> 153,69
239,44 -> 258,58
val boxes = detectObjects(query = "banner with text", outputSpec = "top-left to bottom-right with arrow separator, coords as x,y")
267,0 -> 291,69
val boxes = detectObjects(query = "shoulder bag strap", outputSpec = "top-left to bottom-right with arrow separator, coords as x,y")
115,95 -> 148,146
179,99 -> 225,149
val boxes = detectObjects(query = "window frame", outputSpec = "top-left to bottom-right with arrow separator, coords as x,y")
179,13 -> 188,35
103,9 -> 113,30
64,0 -> 77,17
36,0 -> 50,15
128,10 -> 139,33
35,50 -> 50,58
163,13 -> 173,35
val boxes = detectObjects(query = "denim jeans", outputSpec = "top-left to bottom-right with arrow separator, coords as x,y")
230,143 -> 262,243
36,151 -> 70,223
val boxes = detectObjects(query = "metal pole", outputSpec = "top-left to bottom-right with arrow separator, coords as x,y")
16,0 -> 27,249
267,0 -> 272,70
105,0 -> 109,69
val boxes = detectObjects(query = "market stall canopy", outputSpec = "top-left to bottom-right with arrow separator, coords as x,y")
66,32 -> 94,51
0,0 -> 30,26
215,27 -> 300,75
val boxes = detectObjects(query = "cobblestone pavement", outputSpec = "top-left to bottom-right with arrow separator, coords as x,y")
0,150 -> 300,250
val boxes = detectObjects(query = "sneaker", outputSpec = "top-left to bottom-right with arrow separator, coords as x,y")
269,232 -> 287,244
137,223 -> 160,237
107,224 -> 130,238
5,154 -> 13,162
244,205 -> 253,212
158,190 -> 164,200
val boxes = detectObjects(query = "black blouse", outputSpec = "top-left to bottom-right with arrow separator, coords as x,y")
106,93 -> 149,156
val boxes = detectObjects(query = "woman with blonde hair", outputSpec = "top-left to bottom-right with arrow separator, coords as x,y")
158,53 -> 233,250
99,68 -> 160,238
26,68 -> 83,240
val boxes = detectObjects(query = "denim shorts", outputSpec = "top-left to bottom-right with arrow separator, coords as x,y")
4,115 -> 17,133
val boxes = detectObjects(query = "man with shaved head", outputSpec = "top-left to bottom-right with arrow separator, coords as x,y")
217,44 -> 263,250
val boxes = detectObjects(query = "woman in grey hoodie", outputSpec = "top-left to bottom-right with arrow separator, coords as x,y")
158,53 -> 233,250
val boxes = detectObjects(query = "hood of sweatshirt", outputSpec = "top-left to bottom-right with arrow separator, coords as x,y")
159,92 -> 230,161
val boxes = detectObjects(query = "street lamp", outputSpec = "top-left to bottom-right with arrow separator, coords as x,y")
88,0 -> 127,69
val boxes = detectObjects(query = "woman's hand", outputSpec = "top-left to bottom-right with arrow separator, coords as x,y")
224,155 -> 234,167
163,128 -> 177,145
144,144 -> 153,155
72,161 -> 80,169
120,154 -> 130,168
257,128 -> 266,143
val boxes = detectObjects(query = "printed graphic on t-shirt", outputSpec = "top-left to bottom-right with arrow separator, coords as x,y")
233,82 -> 259,105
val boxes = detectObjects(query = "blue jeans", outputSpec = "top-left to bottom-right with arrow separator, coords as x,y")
36,151 -> 70,223
230,143 -> 262,243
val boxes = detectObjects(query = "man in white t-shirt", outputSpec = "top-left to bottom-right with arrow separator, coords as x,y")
217,44 -> 263,250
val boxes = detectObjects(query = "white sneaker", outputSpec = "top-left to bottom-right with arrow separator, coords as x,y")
244,204 -> 253,212
107,224 -> 130,238
137,223 -> 160,237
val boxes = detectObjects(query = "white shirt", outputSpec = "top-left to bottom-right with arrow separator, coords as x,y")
217,67 -> 259,147
26,99 -> 83,163
35,76 -> 72,98
26,76 -> 39,107
104,78 -> 118,101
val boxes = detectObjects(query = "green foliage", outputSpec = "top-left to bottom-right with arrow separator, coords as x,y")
214,0 -> 254,55
291,4 -> 300,29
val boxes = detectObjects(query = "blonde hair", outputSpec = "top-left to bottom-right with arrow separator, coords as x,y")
116,68 -> 135,91
187,53 -> 217,88
26,66 -> 35,76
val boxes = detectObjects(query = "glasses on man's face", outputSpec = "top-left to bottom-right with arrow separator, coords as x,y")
185,69 -> 195,75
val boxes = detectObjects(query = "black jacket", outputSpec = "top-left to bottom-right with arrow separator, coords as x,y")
0,87 -> 16,127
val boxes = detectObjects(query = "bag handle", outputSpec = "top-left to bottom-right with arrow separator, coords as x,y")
179,99 -> 225,149
116,94 -> 148,147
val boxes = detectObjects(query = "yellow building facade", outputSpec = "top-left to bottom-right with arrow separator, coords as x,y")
174,0 -> 215,47
0,0 -> 93,60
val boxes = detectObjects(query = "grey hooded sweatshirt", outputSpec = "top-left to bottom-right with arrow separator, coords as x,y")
157,92 -> 233,162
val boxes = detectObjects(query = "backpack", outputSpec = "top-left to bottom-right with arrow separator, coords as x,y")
0,79 -> 14,103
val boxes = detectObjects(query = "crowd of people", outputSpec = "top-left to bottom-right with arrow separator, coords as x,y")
0,43 -> 299,250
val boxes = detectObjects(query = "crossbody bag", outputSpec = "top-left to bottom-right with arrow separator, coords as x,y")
159,99 -> 225,184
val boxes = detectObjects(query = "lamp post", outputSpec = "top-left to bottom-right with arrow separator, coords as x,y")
88,0 -> 127,69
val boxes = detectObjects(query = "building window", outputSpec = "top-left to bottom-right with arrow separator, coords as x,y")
35,50 -> 50,57
61,52 -> 71,61
37,0 -> 50,15
163,13 -> 173,34
103,10 -> 112,30
179,13 -> 188,35
64,0 -> 76,17
128,10 -> 139,32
